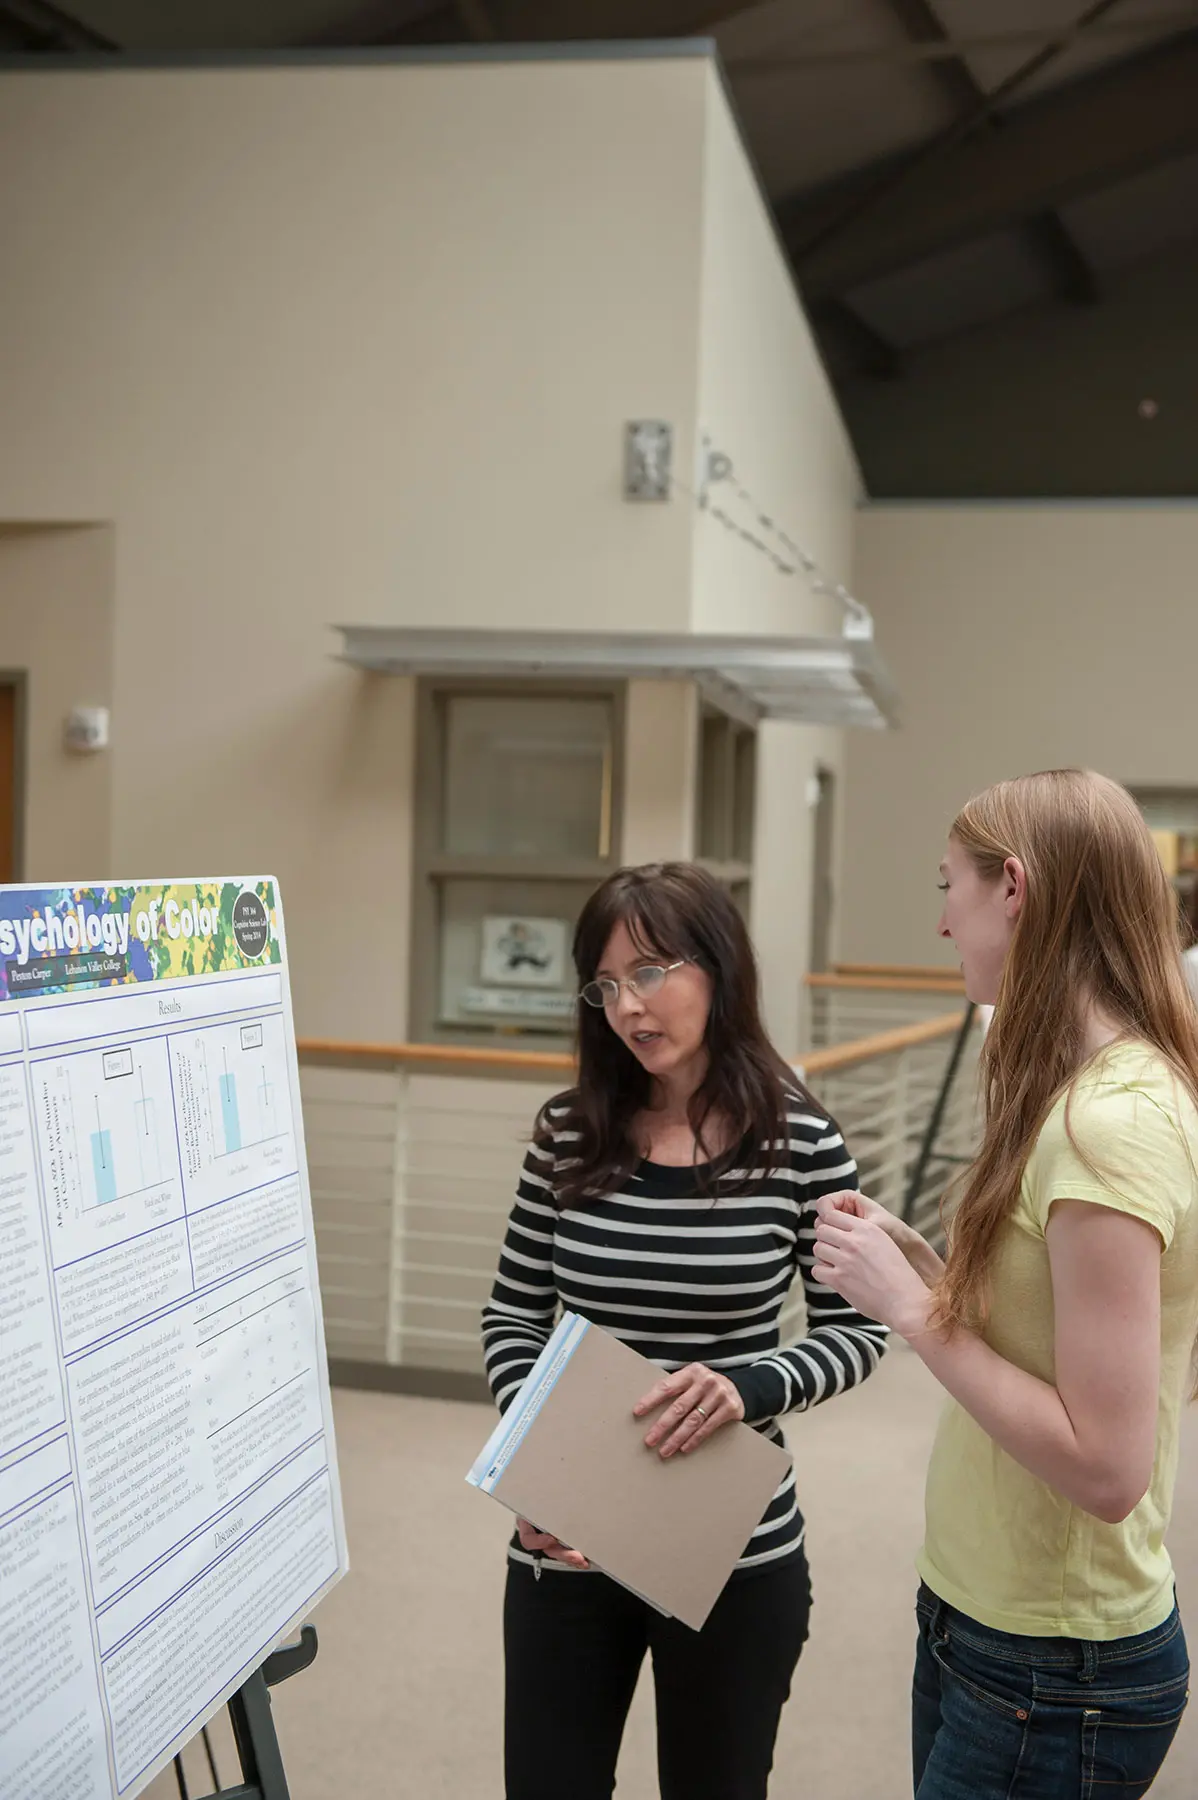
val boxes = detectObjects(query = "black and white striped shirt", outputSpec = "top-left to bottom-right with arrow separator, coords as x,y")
481,1093 -> 889,1577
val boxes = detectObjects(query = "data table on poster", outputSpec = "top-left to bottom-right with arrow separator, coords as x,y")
0,880 -> 347,1800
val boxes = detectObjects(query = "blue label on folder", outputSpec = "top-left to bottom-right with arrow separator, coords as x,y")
466,1312 -> 590,1495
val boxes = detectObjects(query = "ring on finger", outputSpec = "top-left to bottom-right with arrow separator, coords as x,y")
694,1404 -> 709,1421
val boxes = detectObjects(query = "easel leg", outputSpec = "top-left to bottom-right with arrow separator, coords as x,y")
226,1671 -> 293,1800
201,1725 -> 222,1790
175,1626 -> 317,1799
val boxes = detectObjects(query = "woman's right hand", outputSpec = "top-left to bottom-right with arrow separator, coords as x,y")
815,1191 -> 945,1287
516,1518 -> 589,1570
818,1189 -> 901,1232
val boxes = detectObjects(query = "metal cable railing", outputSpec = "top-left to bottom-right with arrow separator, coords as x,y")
298,987 -> 982,1386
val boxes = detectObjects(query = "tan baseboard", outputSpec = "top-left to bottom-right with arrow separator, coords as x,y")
328,1357 -> 491,1406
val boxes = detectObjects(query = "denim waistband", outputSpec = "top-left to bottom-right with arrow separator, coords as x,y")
916,1582 -> 1183,1670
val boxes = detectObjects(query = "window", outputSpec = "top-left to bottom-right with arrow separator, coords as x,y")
442,694 -> 612,860
695,708 -> 756,894
413,686 -> 623,1044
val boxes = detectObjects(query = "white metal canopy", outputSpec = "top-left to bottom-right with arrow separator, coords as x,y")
335,626 -> 900,730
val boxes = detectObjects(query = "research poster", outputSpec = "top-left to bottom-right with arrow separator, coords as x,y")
0,880 -> 348,1800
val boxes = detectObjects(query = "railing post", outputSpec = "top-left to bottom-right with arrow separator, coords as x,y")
902,1003 -> 977,1226
892,1051 -> 910,1216
386,1065 -> 409,1368
886,1047 -> 910,1214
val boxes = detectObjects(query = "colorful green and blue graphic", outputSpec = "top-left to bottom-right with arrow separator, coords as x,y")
0,879 -> 281,1002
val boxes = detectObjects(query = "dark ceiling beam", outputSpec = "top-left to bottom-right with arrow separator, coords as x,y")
878,0 -> 1099,304
881,0 -> 979,112
1022,209 -> 1100,303
375,0 -> 493,40
779,29 -> 1198,301
0,0 -> 115,49
729,15 -> 1198,74
788,0 -> 1124,280
810,298 -> 904,380
488,0 -> 763,34
383,0 -> 763,41
306,1 -> 459,48
453,0 -> 497,36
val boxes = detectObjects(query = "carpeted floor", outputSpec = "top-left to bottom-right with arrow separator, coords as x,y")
154,1342 -> 1198,1799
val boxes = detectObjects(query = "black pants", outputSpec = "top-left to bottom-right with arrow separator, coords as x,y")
503,1551 -> 812,1800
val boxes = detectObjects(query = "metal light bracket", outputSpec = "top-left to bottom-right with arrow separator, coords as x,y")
623,421 -> 673,501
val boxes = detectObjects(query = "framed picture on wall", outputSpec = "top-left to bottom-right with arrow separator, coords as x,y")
480,914 -> 570,990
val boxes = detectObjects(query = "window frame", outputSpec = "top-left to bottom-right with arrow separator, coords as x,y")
693,705 -> 756,895
410,677 -> 626,1049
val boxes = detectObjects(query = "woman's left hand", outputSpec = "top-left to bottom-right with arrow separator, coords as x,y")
634,1363 -> 746,1458
813,1207 -> 932,1338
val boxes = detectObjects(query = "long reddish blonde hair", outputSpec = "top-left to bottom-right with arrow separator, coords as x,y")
937,769 -> 1198,1330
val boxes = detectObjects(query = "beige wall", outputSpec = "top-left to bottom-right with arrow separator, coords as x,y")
0,56 -> 865,1047
0,526 -> 114,881
693,67 -> 861,642
844,503 -> 1198,967
694,68 -> 864,1053
0,61 -> 705,635
0,57 -> 710,1037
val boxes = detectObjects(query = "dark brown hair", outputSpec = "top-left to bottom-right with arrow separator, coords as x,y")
538,862 -> 814,1208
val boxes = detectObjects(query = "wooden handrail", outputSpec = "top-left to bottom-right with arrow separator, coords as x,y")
807,972 -> 965,994
295,1038 -> 574,1075
799,1011 -> 965,1075
835,962 -> 962,981
296,1008 -> 971,1080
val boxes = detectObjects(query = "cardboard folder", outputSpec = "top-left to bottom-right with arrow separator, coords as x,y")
467,1313 -> 792,1630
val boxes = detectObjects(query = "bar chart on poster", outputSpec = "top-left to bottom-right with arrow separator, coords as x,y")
171,1014 -> 293,1197
32,1041 -> 180,1248
0,881 -> 347,1800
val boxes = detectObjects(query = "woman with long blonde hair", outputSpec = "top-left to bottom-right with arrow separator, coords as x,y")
814,769 -> 1198,1798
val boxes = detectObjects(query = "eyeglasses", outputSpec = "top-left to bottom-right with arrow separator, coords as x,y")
579,960 -> 688,1010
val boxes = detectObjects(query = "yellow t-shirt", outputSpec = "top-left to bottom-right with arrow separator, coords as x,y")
918,1041 -> 1198,1640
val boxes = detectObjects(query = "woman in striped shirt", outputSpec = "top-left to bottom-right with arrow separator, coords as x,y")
482,862 -> 889,1800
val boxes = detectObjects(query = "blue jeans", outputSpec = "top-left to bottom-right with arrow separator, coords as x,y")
913,1583 -> 1189,1799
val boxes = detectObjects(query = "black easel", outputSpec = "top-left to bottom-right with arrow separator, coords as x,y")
173,1625 -> 318,1800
